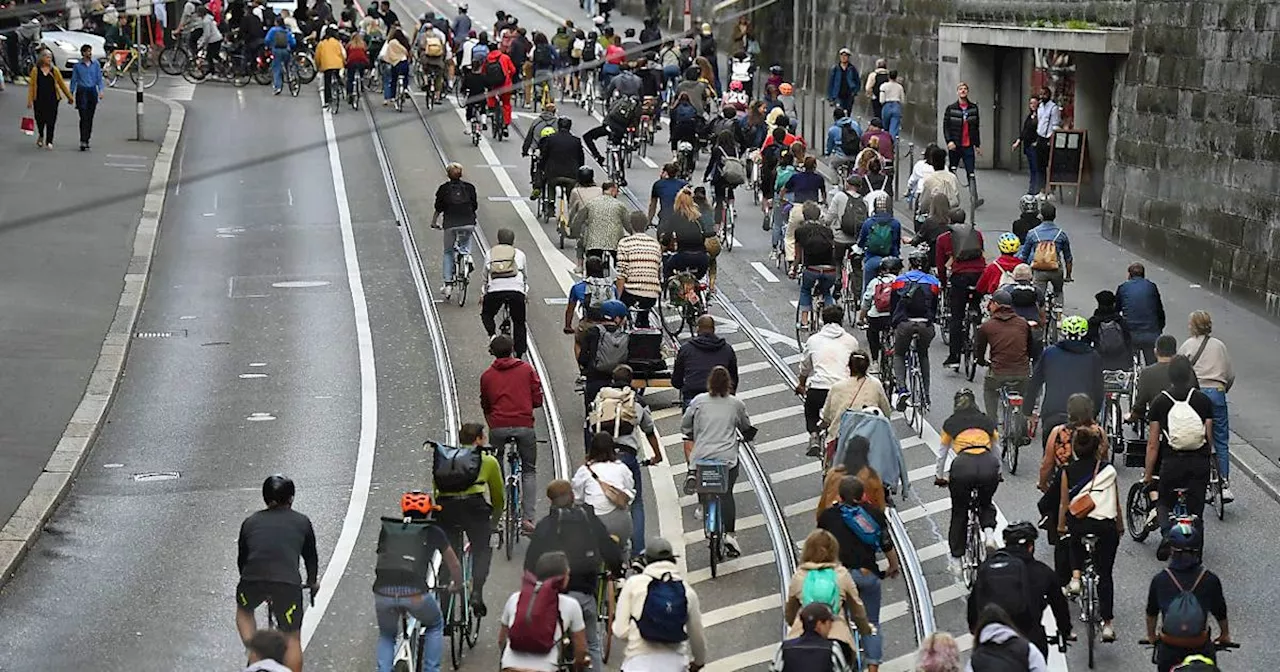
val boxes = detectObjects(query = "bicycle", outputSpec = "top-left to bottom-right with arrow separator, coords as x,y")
659,270 -> 707,339
1072,533 -> 1104,668
1137,638 -> 1238,669
1125,478 -> 1156,542
469,105 -> 484,147
282,54 -> 302,97
158,41 -> 193,75
675,140 -> 696,181
488,101 -> 505,140
903,334 -> 930,437
394,68 -> 409,112
959,301 -> 981,382
1101,370 -> 1131,454
692,458 -> 733,579
104,45 -> 158,89
945,485 -> 986,588
636,114 -> 652,159
497,436 -> 522,561
997,382 -> 1027,474
447,239 -> 474,307
555,183 -> 572,249
840,248 -> 864,322
717,195 -> 736,252
795,272 -> 830,347
435,534 -> 480,669
395,550 -> 444,672
1207,451 -> 1225,521
1043,284 -> 1064,346
605,136 -> 627,186
594,567 -> 618,664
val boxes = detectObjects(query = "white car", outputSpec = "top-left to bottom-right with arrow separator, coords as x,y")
39,24 -> 107,71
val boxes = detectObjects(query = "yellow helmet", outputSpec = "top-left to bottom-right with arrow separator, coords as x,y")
998,232 -> 1021,254
539,126 -> 557,138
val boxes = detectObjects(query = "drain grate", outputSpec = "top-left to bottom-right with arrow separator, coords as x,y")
132,471 -> 181,482
134,330 -> 188,339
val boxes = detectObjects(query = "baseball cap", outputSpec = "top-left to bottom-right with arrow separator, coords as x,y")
838,47 -> 851,56
991,290 -> 1013,306
645,538 -> 679,562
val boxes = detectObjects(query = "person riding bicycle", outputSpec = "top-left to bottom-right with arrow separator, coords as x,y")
236,475 -> 318,672
724,78 -> 749,110
433,422 -> 504,618
1130,335 -> 1196,426
1116,262 -> 1167,366
671,65 -> 711,113
934,209 -> 986,371
857,193 -> 902,294
1026,315 -> 1104,448
888,247 -> 941,410
414,18 -> 450,101
967,521 -> 1072,658
480,335 -> 542,533
1145,521 -> 1231,671
372,491 -> 463,672
974,289 -> 1034,420
573,432 -> 636,553
1039,393 -> 1109,584
824,107 -> 863,178
1004,263 -> 1045,329
480,43 -> 516,136
794,206 -> 840,321
703,128 -> 744,230
1087,290 -> 1135,371
968,604 -> 1049,672
859,256 -> 901,368
481,228 -> 530,357
1012,194 -> 1040,243
585,94 -> 642,176
431,163 -> 479,299
539,117 -> 585,212
460,44 -> 490,124
244,630 -> 293,672
669,91 -> 704,172
603,60 -> 642,101
575,181 -> 629,269
1142,356 -> 1214,562
934,389 -> 1000,577
1054,428 -> 1122,644
658,187 -> 711,284
1017,201 -> 1073,302
797,305 -> 860,455
976,232 -> 1024,297
682,366 -> 754,558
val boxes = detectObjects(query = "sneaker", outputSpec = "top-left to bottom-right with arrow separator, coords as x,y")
895,388 -> 911,412
805,433 -> 822,458
274,88 -> 281,95
1066,577 -> 1081,596
440,284 -> 452,299
1221,482 -> 1235,503
1144,507 -> 1159,531
942,356 -> 960,367
1101,624 -> 1116,642
723,533 -> 741,558
683,473 -> 697,496
693,504 -> 703,521
947,556 -> 963,578
981,528 -> 999,550
471,595 -> 487,618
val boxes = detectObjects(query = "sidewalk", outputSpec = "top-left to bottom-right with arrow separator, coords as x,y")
0,89 -> 172,528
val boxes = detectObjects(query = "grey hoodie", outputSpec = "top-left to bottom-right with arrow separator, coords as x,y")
681,393 -> 752,466
964,623 -> 1048,672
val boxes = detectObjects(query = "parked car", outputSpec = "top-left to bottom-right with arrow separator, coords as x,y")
39,24 -> 107,71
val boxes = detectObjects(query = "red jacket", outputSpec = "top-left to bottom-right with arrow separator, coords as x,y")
480,357 -> 543,428
485,51 -> 516,87
976,254 -> 1022,295
934,228 -> 986,285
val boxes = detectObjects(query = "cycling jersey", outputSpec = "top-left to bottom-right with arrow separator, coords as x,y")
238,507 -> 318,586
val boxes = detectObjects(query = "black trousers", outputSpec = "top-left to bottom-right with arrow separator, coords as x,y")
947,272 -> 981,361
803,388 -> 829,434
620,290 -> 656,328
322,69 -> 341,105
33,99 -> 58,144
1158,455 -> 1210,545
435,494 -> 494,597
1065,519 -> 1119,620
76,89 -> 97,144
481,290 -> 527,358
947,450 -> 1000,558
866,315 -> 892,362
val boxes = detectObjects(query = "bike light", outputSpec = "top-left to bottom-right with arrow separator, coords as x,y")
1008,396 -> 1023,406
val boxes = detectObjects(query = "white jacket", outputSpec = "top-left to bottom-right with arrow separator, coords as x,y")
612,561 -> 707,667
799,324 -> 861,390
1071,462 -> 1120,521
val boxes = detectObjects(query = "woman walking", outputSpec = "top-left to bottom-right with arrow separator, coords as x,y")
26,49 -> 73,149
1179,309 -> 1235,503
69,44 -> 104,150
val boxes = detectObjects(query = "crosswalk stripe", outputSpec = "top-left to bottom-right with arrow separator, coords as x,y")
678,460 -> 821,506
880,582 -> 967,623
650,383 -> 791,420
700,644 -> 778,671
682,496 -> 820,543
685,550 -> 776,584
700,594 -> 781,628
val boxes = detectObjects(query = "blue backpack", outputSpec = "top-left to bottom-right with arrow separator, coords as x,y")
635,573 -> 688,643
839,503 -> 883,550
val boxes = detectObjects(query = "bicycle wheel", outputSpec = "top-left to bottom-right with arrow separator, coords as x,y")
288,67 -> 302,96
1002,432 -> 1019,475
253,59 -> 273,85
504,482 -> 518,562
1086,577 -> 1097,669
963,521 -> 981,588
158,45 -> 188,75
181,57 -> 208,83
447,593 -> 463,669
599,580 -> 615,663
230,59 -> 251,87
707,500 -> 721,579
939,302 -> 951,346
910,365 -> 926,437
295,54 -> 317,83
129,59 -> 159,88
963,326 -> 978,382
721,205 -> 735,252
1210,461 -> 1224,520
658,293 -> 683,339
103,59 -> 121,87
1126,482 -> 1152,542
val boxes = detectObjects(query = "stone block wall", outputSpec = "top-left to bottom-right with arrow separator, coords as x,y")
1101,0 -> 1280,310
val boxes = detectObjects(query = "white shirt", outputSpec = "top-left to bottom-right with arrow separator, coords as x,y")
484,247 -> 528,295
906,159 -> 934,202
799,324 -> 860,390
730,58 -> 752,81
459,37 -> 479,68
1036,99 -> 1061,139
501,591 -> 587,672
878,80 -> 904,104
571,461 -> 635,516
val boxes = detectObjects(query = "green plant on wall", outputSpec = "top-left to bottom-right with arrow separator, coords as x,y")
1027,18 -> 1100,29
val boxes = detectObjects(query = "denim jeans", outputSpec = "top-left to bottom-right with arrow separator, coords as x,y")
385,60 -> 409,100
618,449 -> 645,556
770,204 -> 788,250
862,255 -> 883,294
488,426 -> 538,522
949,145 -> 976,177
852,571 -> 883,664
880,101 -> 902,140
568,590 -> 604,672
1200,387 -> 1230,480
374,590 -> 444,672
442,226 -> 474,283
800,268 -> 838,309
271,47 -> 291,90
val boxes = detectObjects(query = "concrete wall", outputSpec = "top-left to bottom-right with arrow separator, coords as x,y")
1101,0 -> 1280,311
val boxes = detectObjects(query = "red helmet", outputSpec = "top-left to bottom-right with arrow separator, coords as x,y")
400,490 -> 440,516
729,80 -> 743,92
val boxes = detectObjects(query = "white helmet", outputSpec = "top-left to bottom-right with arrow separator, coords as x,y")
592,15 -> 605,25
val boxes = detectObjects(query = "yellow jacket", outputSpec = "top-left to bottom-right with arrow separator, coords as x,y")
27,66 -> 73,105
314,38 -> 346,72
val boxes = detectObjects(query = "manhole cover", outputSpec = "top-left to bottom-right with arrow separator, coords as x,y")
132,471 -> 180,482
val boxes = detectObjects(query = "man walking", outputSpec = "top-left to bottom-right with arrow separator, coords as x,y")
69,44 -> 104,151
1034,86 -> 1061,198
864,57 -> 889,120
942,82 -> 983,208
826,48 -> 860,115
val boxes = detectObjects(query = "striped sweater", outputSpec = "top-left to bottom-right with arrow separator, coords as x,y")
616,234 -> 664,299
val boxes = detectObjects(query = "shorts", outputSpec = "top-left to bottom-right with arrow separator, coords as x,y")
236,580 -> 305,632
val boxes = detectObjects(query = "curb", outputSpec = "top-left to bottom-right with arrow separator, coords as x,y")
0,94 -> 186,587
1227,431 -> 1280,506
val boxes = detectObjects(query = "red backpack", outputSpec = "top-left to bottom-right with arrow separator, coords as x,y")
873,278 -> 894,312
508,571 -> 564,654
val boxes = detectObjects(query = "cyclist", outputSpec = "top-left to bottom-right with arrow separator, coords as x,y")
433,422 -> 504,618
967,522 -> 1072,658
1178,310 -> 1234,504
784,530 -> 874,652
669,92 -> 703,171
975,232 -> 1024,297
480,335 -> 542,533
575,181 -> 629,269
673,315 -> 739,409
372,492 -> 462,672
797,305 -> 860,455
933,389 -> 1000,577
681,365 -> 754,557
671,65 -> 711,113
344,33 -> 371,107
573,432 -> 636,551
529,31 -> 557,102
1142,356 -> 1213,560
859,256 -> 902,370
593,365 -> 663,557
480,227 -> 529,356
1039,393 -> 1108,585
576,298 -> 629,421
824,107 -> 863,178
703,129 -> 743,231
522,103 -> 558,193
614,538 -> 708,671
1012,194 -> 1040,243
658,187 -> 711,284
904,142 -> 938,209
1145,522 -> 1231,671
380,27 -> 412,105
772,602 -> 858,672
794,207 -> 839,328
1054,428 -> 1121,643
969,604 -> 1049,671
724,78 -> 749,110
1027,315 -> 1104,448
523,480 -> 624,672
1087,290 -> 1135,371
500,550 -> 590,672
568,167 -> 603,248
1004,263 -> 1045,330
915,146 -> 960,215
244,630 -> 292,672
1116,262 -> 1167,366
585,94 -> 642,177
460,43 -> 491,129
648,162 -> 690,230
974,289 -> 1033,420
539,118 -> 585,221
616,212 -> 663,328
857,193 -> 902,294
480,41 -> 515,136
888,247 -> 941,410
450,4 -> 471,48
934,209 -> 986,371
236,475 -> 317,672
564,255 -> 616,339
430,163 -> 479,300
1017,201 -> 1073,302
602,60 -> 643,101
315,27 -> 346,110
1130,334 -> 1194,426
414,17 -> 450,102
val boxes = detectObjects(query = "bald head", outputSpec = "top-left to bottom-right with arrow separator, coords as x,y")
696,315 -> 716,335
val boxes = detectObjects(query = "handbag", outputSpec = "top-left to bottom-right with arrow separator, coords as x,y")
1067,460 -> 1102,518
21,116 -> 35,135
586,464 -> 631,509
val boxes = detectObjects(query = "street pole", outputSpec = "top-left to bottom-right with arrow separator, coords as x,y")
807,0 -> 817,142
683,0 -> 691,32
135,13 -> 144,141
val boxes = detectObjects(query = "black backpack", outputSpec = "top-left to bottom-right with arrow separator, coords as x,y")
533,43 -> 555,68
608,97 -> 638,126
431,442 -> 482,492
872,71 -> 890,102
840,193 -> 868,237
839,123 -> 860,156
483,57 -> 507,87
272,27 -> 289,48
900,280 -> 931,319
972,550 -> 1035,625
1097,320 -> 1126,356
442,180 -> 470,208
951,223 -> 983,261
374,517 -> 442,588
969,633 -> 1032,672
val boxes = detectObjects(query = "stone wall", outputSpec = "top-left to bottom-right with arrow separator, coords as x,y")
1101,0 -> 1280,309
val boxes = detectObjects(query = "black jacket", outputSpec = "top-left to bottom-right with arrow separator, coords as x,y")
966,546 -> 1071,654
1011,213 -> 1039,244
1026,339 -> 1104,426
671,334 -> 738,397
1018,111 -> 1038,147
942,100 -> 981,148
523,505 -> 623,595
539,131 -> 586,181
1087,311 -> 1134,371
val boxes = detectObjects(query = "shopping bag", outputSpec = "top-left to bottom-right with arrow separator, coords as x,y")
20,116 -> 35,135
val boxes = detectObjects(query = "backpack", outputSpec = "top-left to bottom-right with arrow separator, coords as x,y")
272,28 -> 289,48
589,386 -> 639,437
374,517 -> 439,587
839,123 -> 860,156
635,573 -> 689,643
424,34 -> 444,57
969,635 -> 1032,672
861,177 -> 890,222
951,223 -> 983,262
1095,319 -> 1125,356
608,97 -> 638,125
508,571 -> 565,654
864,217 -> 894,256
1160,568 -> 1210,648
972,550 -> 1034,624
721,156 -> 747,186
483,57 -> 506,87
840,194 -> 868,237
591,325 -> 629,376
1162,390 -> 1205,452
872,279 -> 894,313
900,280 -> 932,319
839,503 -> 883,549
583,276 -> 614,315
671,102 -> 697,124
997,264 -> 1017,289
442,180 -> 470,208
487,243 -> 518,279
431,443 -> 482,492
800,567 -> 841,611
470,43 -> 490,64
1030,230 -> 1062,271
533,43 -> 555,68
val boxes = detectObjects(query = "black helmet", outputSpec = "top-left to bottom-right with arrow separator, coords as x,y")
879,256 -> 903,274
906,246 -> 929,267
577,166 -> 595,184
684,65 -> 700,81
1002,521 -> 1039,547
769,64 -> 783,75
557,116 -> 572,131
262,474 -> 295,506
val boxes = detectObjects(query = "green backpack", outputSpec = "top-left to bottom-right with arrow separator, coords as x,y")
801,567 -> 841,611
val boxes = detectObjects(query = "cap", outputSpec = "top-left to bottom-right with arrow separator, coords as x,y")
644,538 -> 679,562
839,47 -> 851,55
991,289 -> 1013,306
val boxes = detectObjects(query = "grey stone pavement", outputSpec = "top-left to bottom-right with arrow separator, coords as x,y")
0,89 -> 170,526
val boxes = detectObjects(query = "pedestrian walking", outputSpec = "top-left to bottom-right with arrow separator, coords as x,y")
1012,95 -> 1040,195
26,49 -> 73,150
942,82 -> 983,207
69,44 -> 104,151
878,70 -> 904,140
826,48 -> 860,114
1115,262 -> 1166,365
864,58 -> 889,120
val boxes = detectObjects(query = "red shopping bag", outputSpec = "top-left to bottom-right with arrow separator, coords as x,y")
20,116 -> 35,135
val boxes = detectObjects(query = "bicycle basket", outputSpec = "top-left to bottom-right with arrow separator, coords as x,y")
666,272 -> 698,307
694,460 -> 730,495
1124,439 -> 1148,467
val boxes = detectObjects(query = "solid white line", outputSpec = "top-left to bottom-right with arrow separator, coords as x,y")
750,261 -> 780,283
301,104 -> 380,650
701,644 -> 777,672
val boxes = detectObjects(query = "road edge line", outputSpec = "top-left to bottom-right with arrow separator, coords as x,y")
0,94 -> 185,587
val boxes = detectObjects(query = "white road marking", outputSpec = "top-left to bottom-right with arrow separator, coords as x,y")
880,582 -> 967,624
650,383 -> 790,420
756,327 -> 801,351
750,261 -> 780,283
678,459 -> 818,506
898,497 -> 951,523
700,594 -> 781,628
300,100 -> 380,651
685,550 -> 776,584
682,496 -> 819,543
271,280 -> 332,288
701,644 -> 778,672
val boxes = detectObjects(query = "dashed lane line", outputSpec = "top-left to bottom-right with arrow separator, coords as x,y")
751,261 -> 781,283
650,382 -> 792,420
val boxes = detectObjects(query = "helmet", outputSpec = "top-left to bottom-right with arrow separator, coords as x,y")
769,64 -> 783,75
557,117 -> 572,131
600,299 -> 628,319
457,3 -> 468,11
577,166 -> 595,184
1172,654 -> 1218,671
729,80 -> 743,92
1019,193 -> 1038,214
779,83 -> 793,95
954,388 -> 976,408
262,474 -> 295,506
400,490 -> 440,516
1059,315 -> 1089,339
592,14 -> 605,25
684,65 -> 700,81
873,193 -> 890,212
906,246 -> 929,267
1168,520 -> 1201,550
998,232 -> 1021,254
879,256 -> 903,274
539,126 -> 557,138
1002,520 -> 1039,547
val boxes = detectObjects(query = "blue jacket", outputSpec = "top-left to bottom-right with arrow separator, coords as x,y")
265,26 -> 296,50
1017,221 -> 1072,266
889,269 -> 941,325
824,117 -> 863,156
857,212 -> 902,258
69,60 -> 104,95
826,63 -> 861,102
1026,339 -> 1104,425
1115,277 -> 1165,340
834,410 -> 910,499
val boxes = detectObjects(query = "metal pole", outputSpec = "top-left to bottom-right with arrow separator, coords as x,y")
683,0 -> 691,32
135,15 -> 144,141
808,0 -> 818,143
790,0 -> 799,87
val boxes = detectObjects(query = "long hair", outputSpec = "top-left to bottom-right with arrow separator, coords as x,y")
915,631 -> 962,672
674,187 -> 701,222
707,365 -> 733,397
